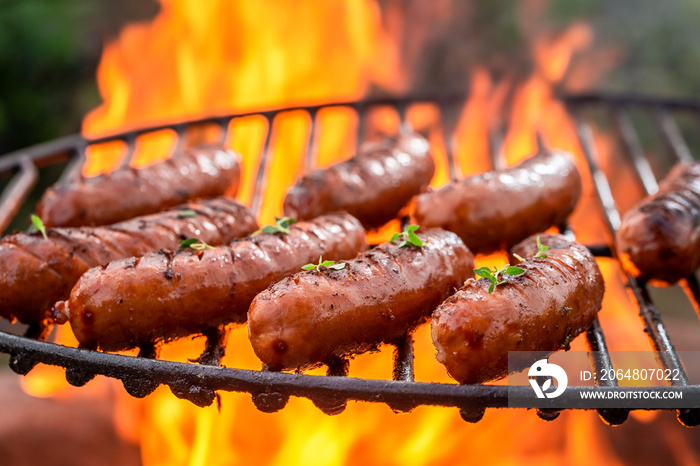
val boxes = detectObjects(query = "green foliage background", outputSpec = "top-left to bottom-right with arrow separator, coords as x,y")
1,1 -> 700,153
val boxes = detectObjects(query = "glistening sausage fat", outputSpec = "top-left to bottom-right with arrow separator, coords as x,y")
37,144 -> 241,227
413,150 -> 582,254
283,132 -> 435,229
431,233 -> 604,384
1,197 -> 257,325
54,212 -> 368,351
616,161 -> 700,284
248,229 -> 474,371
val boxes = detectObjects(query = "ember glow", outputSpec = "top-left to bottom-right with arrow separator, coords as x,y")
18,0 -> 700,464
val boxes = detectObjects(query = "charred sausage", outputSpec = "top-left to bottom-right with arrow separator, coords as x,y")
413,150 -> 582,254
54,213 -> 368,351
431,233 -> 604,384
37,144 -> 241,227
283,132 -> 435,229
616,162 -> 700,284
1,198 -> 257,325
248,229 -> 474,371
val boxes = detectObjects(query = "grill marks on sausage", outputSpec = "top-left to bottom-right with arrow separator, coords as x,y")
36,144 -> 242,228
617,162 -> 700,283
283,132 -> 435,229
0,198 -> 258,325
248,229 -> 474,371
59,212 -> 368,352
2,239 -> 66,282
431,233 -> 604,384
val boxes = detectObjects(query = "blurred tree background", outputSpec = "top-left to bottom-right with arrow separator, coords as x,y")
552,0 -> 700,96
1,0 -> 700,154
0,0 -> 157,154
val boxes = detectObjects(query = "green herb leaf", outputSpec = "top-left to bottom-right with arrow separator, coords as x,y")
252,216 -> 298,237
391,224 -> 425,248
179,238 -> 214,251
512,253 -> 526,262
302,255 -> 346,272
407,230 -> 424,247
177,209 -> 197,218
534,235 -> 549,258
476,263 -> 526,294
261,225 -> 280,234
30,214 -> 48,240
179,238 -> 199,249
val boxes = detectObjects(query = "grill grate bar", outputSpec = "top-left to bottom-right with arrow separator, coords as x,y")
355,105 -> 367,155
5,330 -> 700,411
0,157 -> 38,234
611,107 -> 659,194
304,109 -> 319,173
79,96 -> 465,146
437,100 -> 463,180
572,110 -> 681,359
653,107 -> 694,164
570,105 -> 700,425
573,120 -> 622,232
250,115 -> 274,215
119,134 -> 137,169
609,105 -> 700,330
392,334 -> 415,383
679,278 -> 700,321
217,118 -> 231,146
389,216 -> 417,384
1,92 -> 699,424
57,144 -> 87,186
565,93 -> 700,112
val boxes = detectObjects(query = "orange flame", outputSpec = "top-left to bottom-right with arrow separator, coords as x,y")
19,2 -> 700,464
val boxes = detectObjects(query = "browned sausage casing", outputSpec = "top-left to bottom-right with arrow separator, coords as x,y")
56,213 -> 367,351
36,144 -> 241,227
431,233 -> 604,384
1,198 -> 257,325
616,162 -> 700,284
248,229 -> 474,371
413,151 -> 582,254
283,132 -> 435,229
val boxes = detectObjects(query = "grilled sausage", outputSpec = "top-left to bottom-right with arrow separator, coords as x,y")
54,213 -> 367,352
413,150 -> 582,254
249,229 -> 474,371
36,144 -> 241,227
283,132 -> 435,229
1,198 -> 257,325
431,233 -> 604,384
616,162 -> 700,284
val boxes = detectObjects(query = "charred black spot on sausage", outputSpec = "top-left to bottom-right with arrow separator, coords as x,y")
272,339 -> 288,354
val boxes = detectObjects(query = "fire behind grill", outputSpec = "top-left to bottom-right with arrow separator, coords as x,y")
1,92 -> 700,427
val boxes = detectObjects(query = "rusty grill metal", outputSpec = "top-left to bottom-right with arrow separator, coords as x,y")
1,92 -> 700,426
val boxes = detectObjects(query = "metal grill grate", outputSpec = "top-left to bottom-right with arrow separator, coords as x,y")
0,92 -> 699,426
